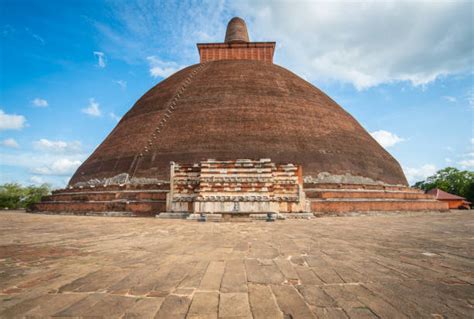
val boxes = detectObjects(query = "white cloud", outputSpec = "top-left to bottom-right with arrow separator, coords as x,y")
233,1 -> 473,90
93,51 -> 106,68
445,158 -> 452,163
0,109 -> 26,131
33,158 -> 82,176
404,164 -> 437,184
81,98 -> 101,117
370,130 -> 404,148
0,150 -> 86,182
109,112 -> 121,122
146,56 -> 182,78
33,139 -> 82,153
25,27 -> 45,45
442,96 -> 457,103
94,2 -> 227,64
30,176 -> 45,185
458,146 -> 474,168
459,159 -> 474,168
114,80 -> 127,89
98,1 -> 472,89
32,98 -> 48,107
1,138 -> 19,148
467,90 -> 474,108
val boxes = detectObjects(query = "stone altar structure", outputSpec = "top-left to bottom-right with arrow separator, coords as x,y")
167,159 -> 306,218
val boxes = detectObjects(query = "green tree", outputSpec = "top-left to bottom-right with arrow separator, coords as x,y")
23,184 -> 51,209
413,167 -> 474,203
0,183 -> 24,209
0,183 -> 51,210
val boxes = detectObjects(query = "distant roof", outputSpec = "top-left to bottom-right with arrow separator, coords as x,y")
427,188 -> 466,200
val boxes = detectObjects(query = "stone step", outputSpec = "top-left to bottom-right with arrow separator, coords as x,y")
310,199 -> 449,213
33,200 -> 166,216
305,190 -> 432,200
186,213 -> 223,222
43,191 -> 167,202
52,183 -> 170,194
156,212 -> 190,219
303,183 -> 418,192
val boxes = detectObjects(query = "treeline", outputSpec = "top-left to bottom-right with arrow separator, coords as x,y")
0,183 -> 51,210
413,167 -> 474,203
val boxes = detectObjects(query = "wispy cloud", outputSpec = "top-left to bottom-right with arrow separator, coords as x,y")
404,164 -> 437,184
2,24 -> 15,37
146,56 -> 182,78
0,109 -> 26,130
114,80 -> 127,89
109,112 -> 121,122
33,139 -> 82,153
467,89 -> 474,108
1,138 -> 86,183
93,1 -> 227,64
25,27 -> 45,45
32,158 -> 82,176
370,130 -> 405,148
32,97 -> 48,107
459,159 -> 474,168
81,98 -> 101,117
0,150 -> 86,179
93,51 -> 106,68
30,175 -> 45,185
96,1 -> 473,90
234,1 -> 474,90
1,138 -> 19,148
442,96 -> 457,103
458,140 -> 474,168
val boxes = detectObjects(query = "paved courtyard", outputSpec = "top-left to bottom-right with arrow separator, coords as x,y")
0,211 -> 472,318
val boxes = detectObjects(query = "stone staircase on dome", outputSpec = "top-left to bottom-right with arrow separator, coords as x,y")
33,184 -> 169,217
305,183 -> 449,215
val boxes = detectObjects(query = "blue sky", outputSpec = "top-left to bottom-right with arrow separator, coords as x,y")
1,0 -> 473,187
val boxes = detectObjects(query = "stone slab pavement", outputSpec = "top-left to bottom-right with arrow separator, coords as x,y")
0,210 -> 473,318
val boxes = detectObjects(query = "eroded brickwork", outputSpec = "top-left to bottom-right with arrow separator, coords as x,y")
168,159 -> 305,214
197,43 -> 275,63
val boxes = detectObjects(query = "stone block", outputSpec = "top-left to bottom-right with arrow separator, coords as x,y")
219,293 -> 252,318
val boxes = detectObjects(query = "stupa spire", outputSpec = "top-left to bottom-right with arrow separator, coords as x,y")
224,17 -> 249,43
197,17 -> 275,63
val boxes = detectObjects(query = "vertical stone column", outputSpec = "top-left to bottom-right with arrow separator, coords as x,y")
166,161 -> 175,212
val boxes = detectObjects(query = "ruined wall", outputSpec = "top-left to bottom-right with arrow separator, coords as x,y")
168,159 -> 305,214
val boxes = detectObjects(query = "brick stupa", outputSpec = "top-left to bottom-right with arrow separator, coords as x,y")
35,18 -> 448,217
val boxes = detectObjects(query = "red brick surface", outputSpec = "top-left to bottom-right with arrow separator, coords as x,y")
310,200 -> 449,213
197,43 -> 275,63
69,60 -> 408,187
33,186 -> 168,216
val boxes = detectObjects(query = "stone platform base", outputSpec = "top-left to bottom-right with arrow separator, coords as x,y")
279,212 -> 313,219
33,181 -> 449,217
157,213 -> 282,222
32,184 -> 168,217
32,211 -> 137,217
305,183 -> 449,214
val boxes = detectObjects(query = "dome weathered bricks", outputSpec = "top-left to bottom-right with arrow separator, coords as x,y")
70,59 -> 407,186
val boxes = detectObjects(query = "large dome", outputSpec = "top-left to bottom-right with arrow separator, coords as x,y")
70,59 -> 407,186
